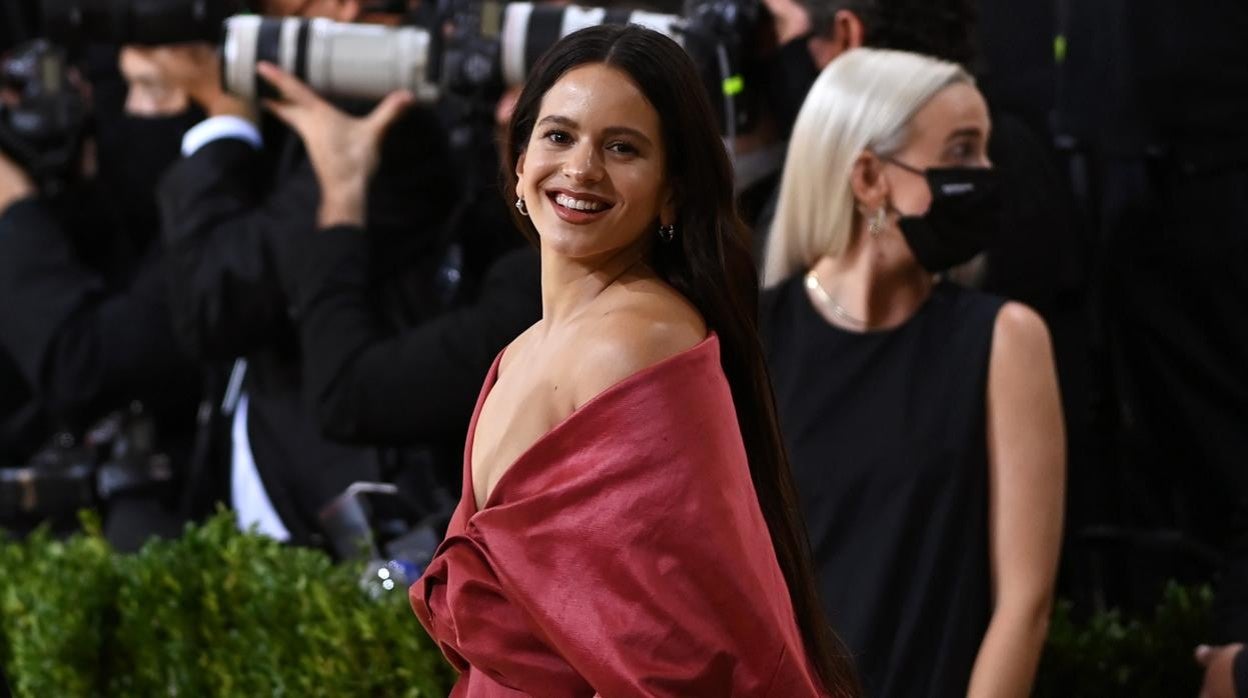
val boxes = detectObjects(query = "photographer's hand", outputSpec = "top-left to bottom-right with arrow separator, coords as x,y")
136,44 -> 256,122
762,0 -> 812,44
0,151 -> 36,217
257,62 -> 414,229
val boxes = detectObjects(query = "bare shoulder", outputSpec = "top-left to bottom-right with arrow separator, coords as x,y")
990,301 -> 1053,366
568,280 -> 708,408
985,305 -> 1065,475
988,301 -> 1059,410
497,321 -> 543,375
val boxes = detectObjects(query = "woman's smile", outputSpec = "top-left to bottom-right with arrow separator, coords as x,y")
547,189 -> 615,224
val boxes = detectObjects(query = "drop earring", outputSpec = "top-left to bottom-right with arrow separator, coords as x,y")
658,223 -> 676,242
869,207 -> 887,237
515,197 -> 529,217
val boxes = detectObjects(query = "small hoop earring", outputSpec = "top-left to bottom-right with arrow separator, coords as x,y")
658,223 -> 676,242
869,207 -> 887,237
515,197 -> 529,217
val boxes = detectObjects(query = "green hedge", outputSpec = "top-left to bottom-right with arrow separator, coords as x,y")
0,512 -> 1216,697
1036,581 -> 1213,697
0,510 -> 455,697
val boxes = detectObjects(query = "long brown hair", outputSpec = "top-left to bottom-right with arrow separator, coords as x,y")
502,24 -> 860,695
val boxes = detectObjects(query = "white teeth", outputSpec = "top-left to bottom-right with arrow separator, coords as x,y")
555,193 -> 607,212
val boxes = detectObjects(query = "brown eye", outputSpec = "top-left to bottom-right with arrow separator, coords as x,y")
543,130 -> 572,145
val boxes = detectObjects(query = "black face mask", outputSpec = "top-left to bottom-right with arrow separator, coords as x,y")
888,162 -> 1000,273
767,33 -> 820,136
95,108 -> 203,246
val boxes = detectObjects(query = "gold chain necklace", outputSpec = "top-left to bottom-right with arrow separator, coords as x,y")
804,270 -> 868,329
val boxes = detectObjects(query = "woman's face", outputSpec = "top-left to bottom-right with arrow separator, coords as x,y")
515,63 -> 673,263
883,82 -> 992,218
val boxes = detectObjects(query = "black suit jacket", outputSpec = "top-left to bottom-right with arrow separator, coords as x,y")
157,110 -> 457,545
0,196 -> 200,466
298,230 -> 541,449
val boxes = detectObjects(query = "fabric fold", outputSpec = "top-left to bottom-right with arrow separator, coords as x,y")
411,334 -> 825,697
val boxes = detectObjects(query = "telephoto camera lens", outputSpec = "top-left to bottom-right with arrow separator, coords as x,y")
221,15 -> 440,103
498,3 -> 683,87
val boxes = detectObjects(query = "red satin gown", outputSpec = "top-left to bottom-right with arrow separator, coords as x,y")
410,333 -> 826,697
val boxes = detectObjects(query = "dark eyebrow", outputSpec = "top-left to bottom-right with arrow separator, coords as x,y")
536,114 -> 654,148
536,114 -> 577,130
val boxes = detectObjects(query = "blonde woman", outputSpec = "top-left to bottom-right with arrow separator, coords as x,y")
761,48 -> 1065,697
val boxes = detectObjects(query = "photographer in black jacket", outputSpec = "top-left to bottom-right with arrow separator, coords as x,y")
0,42 -> 202,548
138,0 -> 471,547
249,61 -> 540,459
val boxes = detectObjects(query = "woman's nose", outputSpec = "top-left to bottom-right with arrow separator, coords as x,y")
563,142 -> 604,182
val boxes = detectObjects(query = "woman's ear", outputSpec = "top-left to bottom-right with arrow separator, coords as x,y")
833,10 -> 866,51
659,186 -> 677,226
850,150 -> 888,212
514,151 -> 526,197
809,9 -> 866,69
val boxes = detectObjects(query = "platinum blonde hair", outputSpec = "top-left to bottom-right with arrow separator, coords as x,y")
762,48 -> 974,287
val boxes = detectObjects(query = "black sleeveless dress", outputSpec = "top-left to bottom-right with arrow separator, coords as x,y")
761,276 -> 1006,698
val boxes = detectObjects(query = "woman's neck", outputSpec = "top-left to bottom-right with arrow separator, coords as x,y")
539,239 -> 653,326
809,240 -> 934,332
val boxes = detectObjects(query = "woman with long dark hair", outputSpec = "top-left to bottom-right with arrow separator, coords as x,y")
259,21 -> 857,696
406,24 -> 858,695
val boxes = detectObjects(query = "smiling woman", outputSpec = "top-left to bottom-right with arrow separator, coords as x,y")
513,72 -> 672,260
407,23 -> 860,698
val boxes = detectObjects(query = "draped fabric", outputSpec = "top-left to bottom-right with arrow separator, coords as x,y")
411,334 -> 825,697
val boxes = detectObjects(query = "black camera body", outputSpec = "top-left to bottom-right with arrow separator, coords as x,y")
438,0 -> 764,133
40,0 -> 247,46
0,39 -> 89,194
0,405 -> 174,529
1,0 -> 245,192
